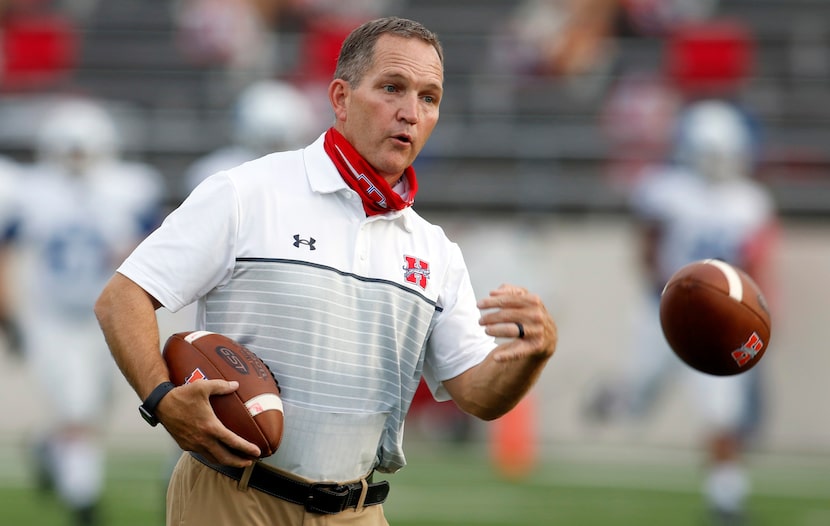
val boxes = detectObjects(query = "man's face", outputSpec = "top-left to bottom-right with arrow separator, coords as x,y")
334,34 -> 443,181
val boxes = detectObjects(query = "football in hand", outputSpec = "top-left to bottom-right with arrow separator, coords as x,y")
659,259 -> 772,376
162,331 -> 284,457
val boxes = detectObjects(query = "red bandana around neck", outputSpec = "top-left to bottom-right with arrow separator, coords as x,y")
323,127 -> 418,216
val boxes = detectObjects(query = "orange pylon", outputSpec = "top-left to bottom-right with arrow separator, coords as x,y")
489,393 -> 538,480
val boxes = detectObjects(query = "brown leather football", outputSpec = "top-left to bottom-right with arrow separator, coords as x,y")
659,259 -> 772,376
162,331 -> 283,457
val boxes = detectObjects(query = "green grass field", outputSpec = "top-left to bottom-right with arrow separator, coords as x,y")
2,439 -> 828,526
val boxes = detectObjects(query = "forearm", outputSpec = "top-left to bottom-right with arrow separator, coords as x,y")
95,273 -> 261,465
444,284 -> 557,421
446,350 -> 550,421
94,272 -> 169,400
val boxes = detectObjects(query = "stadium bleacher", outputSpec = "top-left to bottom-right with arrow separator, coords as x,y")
1,0 -> 829,214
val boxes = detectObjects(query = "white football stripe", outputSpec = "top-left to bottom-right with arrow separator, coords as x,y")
704,259 -> 743,302
184,331 -> 215,344
245,393 -> 284,417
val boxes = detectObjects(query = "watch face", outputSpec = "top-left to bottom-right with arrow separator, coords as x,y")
139,381 -> 176,427
139,405 -> 158,427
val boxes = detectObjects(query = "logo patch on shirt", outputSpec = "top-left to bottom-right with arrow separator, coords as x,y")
402,255 -> 430,289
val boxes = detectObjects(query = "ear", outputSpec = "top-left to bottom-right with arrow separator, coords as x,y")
328,79 -> 349,122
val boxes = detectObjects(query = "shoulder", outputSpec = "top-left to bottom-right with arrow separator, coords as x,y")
630,166 -> 700,213
16,163 -> 65,197
184,145 -> 257,193
405,208 -> 454,241
181,149 -> 308,213
225,149 -> 306,184
0,156 -> 21,199
93,161 -> 165,203
402,209 -> 465,275
113,160 -> 164,185
718,180 -> 775,216
0,155 -> 21,178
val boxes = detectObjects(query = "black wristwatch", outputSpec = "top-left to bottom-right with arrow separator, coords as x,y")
139,381 -> 176,427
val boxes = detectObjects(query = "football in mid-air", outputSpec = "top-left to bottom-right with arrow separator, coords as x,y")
659,259 -> 771,376
162,331 -> 284,457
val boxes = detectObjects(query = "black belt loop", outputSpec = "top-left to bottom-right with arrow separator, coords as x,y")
189,452 -> 390,514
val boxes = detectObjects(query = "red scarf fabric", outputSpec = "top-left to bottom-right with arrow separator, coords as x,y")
323,127 -> 418,216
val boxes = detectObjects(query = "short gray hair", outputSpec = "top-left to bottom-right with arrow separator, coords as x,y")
334,17 -> 444,86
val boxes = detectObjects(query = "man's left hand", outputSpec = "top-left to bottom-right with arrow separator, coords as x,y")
477,284 -> 557,363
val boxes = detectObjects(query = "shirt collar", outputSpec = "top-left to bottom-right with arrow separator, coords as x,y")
305,132 -> 348,195
303,132 -> 414,232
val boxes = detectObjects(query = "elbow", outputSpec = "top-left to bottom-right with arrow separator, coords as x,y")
94,273 -> 160,326
475,410 -> 504,422
459,399 -> 516,422
93,274 -> 131,326
93,286 -> 111,326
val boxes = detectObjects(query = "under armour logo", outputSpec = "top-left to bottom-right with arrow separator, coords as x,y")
293,234 -> 316,250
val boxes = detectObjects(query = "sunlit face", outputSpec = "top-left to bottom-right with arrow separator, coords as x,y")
331,34 -> 443,183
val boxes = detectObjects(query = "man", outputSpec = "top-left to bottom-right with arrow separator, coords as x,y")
94,16 -> 558,526
1,97 -> 164,526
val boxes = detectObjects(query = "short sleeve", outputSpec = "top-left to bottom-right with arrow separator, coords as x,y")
422,242 -> 495,401
117,172 -> 239,312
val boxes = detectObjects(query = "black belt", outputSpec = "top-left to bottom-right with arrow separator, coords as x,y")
190,453 -> 390,514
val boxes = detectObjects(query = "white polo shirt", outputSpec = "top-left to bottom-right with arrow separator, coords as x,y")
118,133 -> 495,481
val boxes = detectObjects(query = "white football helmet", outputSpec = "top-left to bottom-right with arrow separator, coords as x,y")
232,80 -> 317,155
674,99 -> 754,182
35,98 -> 120,175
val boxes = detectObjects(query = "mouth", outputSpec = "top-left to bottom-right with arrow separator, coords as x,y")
391,133 -> 412,145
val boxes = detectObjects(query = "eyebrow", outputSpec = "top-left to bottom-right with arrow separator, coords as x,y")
381,72 -> 443,94
423,81 -> 444,95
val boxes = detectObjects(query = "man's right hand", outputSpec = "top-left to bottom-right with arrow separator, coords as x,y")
157,379 -> 262,467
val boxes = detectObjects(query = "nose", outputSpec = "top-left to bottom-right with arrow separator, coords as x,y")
397,93 -> 419,124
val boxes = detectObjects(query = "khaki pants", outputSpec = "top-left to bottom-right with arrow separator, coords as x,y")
166,453 -> 390,526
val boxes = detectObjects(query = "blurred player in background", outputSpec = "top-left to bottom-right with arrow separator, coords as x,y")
183,78 -> 318,195
0,97 -> 165,526
588,98 -> 778,525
